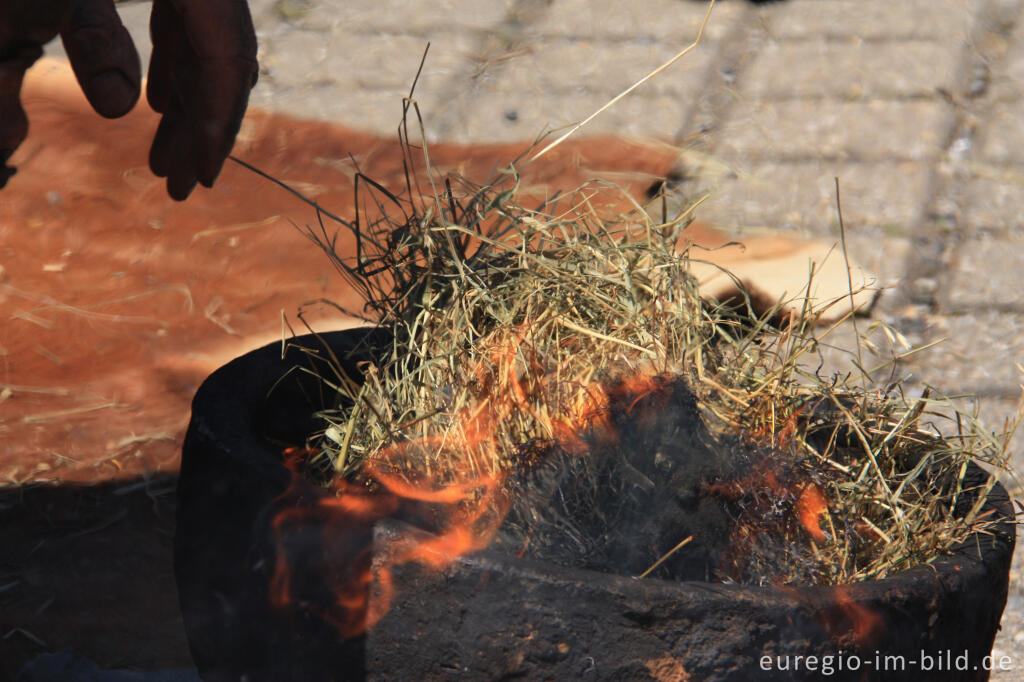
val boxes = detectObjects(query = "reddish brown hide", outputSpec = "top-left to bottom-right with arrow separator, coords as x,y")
0,59 -> 678,483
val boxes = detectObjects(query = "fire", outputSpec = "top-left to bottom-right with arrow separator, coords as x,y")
267,334 -> 682,637
268,332 -> 843,638
778,583 -> 885,649
706,464 -> 832,544
269,445 -> 506,637
796,483 -> 830,543
706,453 -> 837,583
266,330 -> 535,636
270,430 -> 505,630
832,586 -> 884,646
805,585 -> 884,648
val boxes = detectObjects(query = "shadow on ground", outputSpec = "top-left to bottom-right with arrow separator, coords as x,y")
0,475 -> 191,680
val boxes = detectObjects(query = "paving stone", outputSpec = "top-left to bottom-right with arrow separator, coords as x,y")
762,0 -> 977,42
251,4 -> 726,143
947,233 -> 1024,311
252,30 -> 479,134
973,396 -> 1024,480
740,40 -> 959,99
989,53 -> 1024,104
714,99 -> 951,162
539,0 -> 745,43
259,30 -> 474,94
897,311 -> 1024,396
254,83 -> 442,135
430,86 -> 691,144
987,3 -> 1024,100
991,593 -> 1024,680
962,172 -> 1024,235
978,99 -> 1024,163
691,160 -> 930,237
328,33 -> 475,93
422,28 -> 719,143
843,231 -> 912,294
256,0 -> 517,34
481,38 -> 715,98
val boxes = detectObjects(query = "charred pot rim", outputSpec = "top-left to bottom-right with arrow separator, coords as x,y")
175,328 -> 391,682
175,329 -> 1016,681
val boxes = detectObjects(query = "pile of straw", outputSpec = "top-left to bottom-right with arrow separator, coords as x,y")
276,113 -> 1015,585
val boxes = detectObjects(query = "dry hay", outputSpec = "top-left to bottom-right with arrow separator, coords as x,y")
271,108 -> 1018,585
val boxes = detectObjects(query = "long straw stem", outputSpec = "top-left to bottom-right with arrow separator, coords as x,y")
529,0 -> 716,163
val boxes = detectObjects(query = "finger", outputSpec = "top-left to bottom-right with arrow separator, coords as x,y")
160,0 -> 257,186
0,161 -> 16,188
149,112 -> 198,200
147,0 -> 199,199
194,58 -> 254,187
148,111 -> 176,179
168,163 -> 198,200
146,0 -> 184,116
161,0 -> 257,63
60,0 -> 141,119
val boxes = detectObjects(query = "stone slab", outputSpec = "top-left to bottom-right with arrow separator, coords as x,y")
740,40 -> 960,100
947,233 -> 1024,311
897,310 -> 1024,396
962,172 -> 1024,235
714,99 -> 952,162
978,99 -> 1024,163
256,0 -> 517,34
691,160 -> 930,237
762,0 -> 976,42
539,0 -> 745,43
253,29 -> 476,132
480,38 -> 715,98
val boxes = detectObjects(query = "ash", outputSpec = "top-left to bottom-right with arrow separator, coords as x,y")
493,375 -> 756,582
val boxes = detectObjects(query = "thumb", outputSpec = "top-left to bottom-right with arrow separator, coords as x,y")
60,0 -> 141,119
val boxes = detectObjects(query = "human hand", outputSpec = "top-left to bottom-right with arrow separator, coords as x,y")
0,0 -> 141,188
147,0 -> 258,200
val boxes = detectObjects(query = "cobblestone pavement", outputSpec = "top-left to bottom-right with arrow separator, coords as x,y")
88,0 -> 1024,675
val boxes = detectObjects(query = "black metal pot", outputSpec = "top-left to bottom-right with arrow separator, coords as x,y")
175,330 -> 1016,681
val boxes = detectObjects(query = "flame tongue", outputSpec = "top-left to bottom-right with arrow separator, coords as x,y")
268,370 -> 729,634
491,372 -> 747,582
269,365 -> 846,636
270,424 -> 512,636
796,483 -> 830,543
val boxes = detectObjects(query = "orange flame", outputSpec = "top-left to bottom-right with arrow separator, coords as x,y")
267,332 -> 687,638
267,331 -> 543,636
826,585 -> 884,647
796,483 -> 830,543
269,448 -> 506,637
270,333 -> 838,639
706,452 -> 838,583
778,583 -> 885,649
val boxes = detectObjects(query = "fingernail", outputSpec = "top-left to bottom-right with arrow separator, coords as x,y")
88,70 -> 138,118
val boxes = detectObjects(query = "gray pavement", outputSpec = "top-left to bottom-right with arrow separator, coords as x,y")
86,0 -> 1024,676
